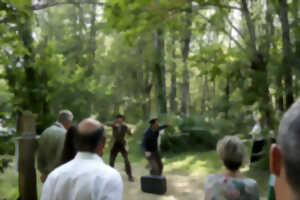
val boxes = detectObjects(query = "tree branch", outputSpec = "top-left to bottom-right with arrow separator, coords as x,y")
198,12 -> 247,54
240,0 -> 257,55
31,1 -> 105,10
225,16 -> 246,41
193,2 -> 242,11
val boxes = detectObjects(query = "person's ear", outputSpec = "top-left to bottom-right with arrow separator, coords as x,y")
270,144 -> 282,176
96,138 -> 106,156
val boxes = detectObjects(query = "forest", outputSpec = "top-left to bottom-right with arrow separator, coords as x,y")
0,0 -> 299,199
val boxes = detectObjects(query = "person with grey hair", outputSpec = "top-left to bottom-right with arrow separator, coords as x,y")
204,136 -> 259,200
41,118 -> 123,200
270,99 -> 300,200
37,109 -> 73,183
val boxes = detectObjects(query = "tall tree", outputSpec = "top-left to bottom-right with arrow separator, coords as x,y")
154,28 -> 167,114
87,2 -> 97,75
169,35 -> 178,113
180,0 -> 192,115
278,0 -> 295,109
240,0 -> 274,128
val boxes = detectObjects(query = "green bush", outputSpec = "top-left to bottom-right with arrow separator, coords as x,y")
0,136 -> 15,155
161,115 -> 218,153
160,114 -> 254,154
0,158 -> 12,173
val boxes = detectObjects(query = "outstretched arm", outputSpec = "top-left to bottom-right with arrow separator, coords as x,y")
126,125 -> 132,136
159,125 -> 169,131
104,121 -> 115,127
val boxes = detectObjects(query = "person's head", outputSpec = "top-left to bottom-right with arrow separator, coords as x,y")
75,118 -> 106,156
217,136 -> 246,172
270,99 -> 300,200
58,110 -> 73,130
116,114 -> 125,124
149,118 -> 159,130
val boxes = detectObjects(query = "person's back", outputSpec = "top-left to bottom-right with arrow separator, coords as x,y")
205,174 -> 259,200
41,118 -> 123,200
37,110 -> 73,182
42,152 -> 122,200
37,123 -> 66,177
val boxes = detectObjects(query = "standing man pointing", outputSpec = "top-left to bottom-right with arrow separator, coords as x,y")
142,117 -> 169,176
105,114 -> 134,182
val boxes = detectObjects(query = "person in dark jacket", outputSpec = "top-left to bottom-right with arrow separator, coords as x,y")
105,114 -> 134,182
60,125 -> 78,165
142,117 -> 169,176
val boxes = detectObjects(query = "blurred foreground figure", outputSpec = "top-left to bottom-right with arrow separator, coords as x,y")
105,114 -> 134,182
204,136 -> 259,200
60,125 -> 78,165
142,117 -> 169,175
270,99 -> 300,200
37,110 -> 73,183
41,118 -> 123,200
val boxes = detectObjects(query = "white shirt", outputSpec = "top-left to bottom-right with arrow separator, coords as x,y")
41,152 -> 123,200
250,123 -> 263,141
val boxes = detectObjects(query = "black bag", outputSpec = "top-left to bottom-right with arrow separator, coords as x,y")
141,175 -> 167,195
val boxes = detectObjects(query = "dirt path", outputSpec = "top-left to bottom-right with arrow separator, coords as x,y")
115,163 -> 205,200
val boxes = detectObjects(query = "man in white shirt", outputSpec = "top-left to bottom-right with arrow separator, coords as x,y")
37,110 -> 73,182
41,118 -> 123,200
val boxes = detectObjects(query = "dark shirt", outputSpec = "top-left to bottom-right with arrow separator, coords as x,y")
60,126 -> 77,165
142,125 -> 168,153
106,121 -> 131,145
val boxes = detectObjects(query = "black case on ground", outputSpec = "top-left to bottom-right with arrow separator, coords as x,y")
140,175 -> 167,195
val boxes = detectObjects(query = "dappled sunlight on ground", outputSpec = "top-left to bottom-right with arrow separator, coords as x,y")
117,163 -> 205,200
163,151 -> 223,176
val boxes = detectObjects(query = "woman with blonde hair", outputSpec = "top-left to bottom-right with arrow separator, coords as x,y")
204,136 -> 259,200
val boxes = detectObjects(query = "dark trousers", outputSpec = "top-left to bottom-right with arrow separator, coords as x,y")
109,143 -> 133,178
251,140 -> 266,163
148,152 -> 163,176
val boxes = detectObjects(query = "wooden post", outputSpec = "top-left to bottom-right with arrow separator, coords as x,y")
17,111 -> 38,200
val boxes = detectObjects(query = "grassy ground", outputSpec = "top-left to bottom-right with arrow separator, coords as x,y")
0,130 -> 269,200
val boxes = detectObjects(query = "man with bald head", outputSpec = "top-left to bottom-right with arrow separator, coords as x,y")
270,99 -> 300,200
41,118 -> 123,200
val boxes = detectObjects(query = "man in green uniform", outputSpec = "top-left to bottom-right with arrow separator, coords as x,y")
105,114 -> 134,182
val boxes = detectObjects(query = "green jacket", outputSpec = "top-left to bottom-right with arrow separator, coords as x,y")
105,121 -> 131,146
37,122 -> 66,174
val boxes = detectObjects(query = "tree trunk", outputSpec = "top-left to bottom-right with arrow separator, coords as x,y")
276,74 -> 285,111
241,0 -> 274,128
142,68 -> 152,119
225,76 -> 230,119
137,41 -> 152,119
180,0 -> 192,115
292,0 -> 299,97
87,3 -> 97,75
169,35 -> 177,113
278,0 -> 294,109
201,75 -> 208,114
19,18 -> 38,112
154,28 -> 167,114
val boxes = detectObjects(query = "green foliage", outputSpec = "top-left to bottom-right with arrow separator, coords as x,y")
161,112 -> 256,153
0,158 -> 11,173
0,0 -> 298,173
